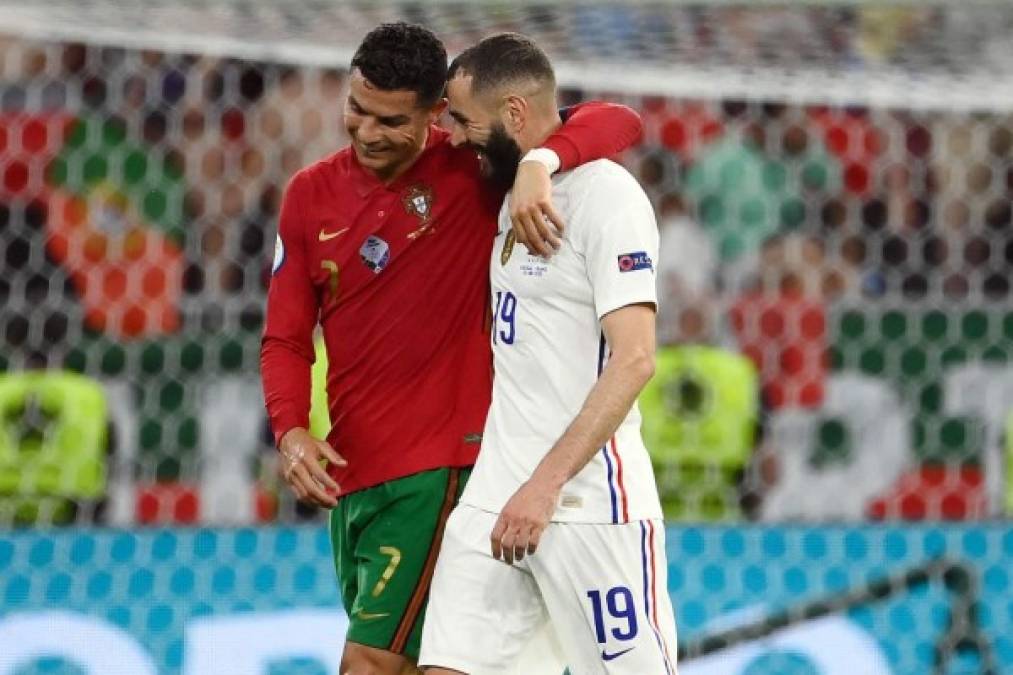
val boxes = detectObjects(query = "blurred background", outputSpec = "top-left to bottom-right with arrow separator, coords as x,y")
0,1 -> 1011,673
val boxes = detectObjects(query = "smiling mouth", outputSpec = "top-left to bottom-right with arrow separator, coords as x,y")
357,144 -> 390,157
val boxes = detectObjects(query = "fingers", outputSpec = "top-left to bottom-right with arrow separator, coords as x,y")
490,516 -> 507,561
511,209 -> 559,258
491,515 -> 543,565
316,440 -> 347,468
527,528 -> 542,556
542,203 -> 565,237
307,449 -> 339,492
509,212 -> 541,258
280,443 -> 339,508
501,527 -> 517,565
287,464 -> 336,508
512,529 -> 530,564
510,200 -> 564,258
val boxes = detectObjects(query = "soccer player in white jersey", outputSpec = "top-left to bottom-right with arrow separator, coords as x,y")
419,33 -> 678,675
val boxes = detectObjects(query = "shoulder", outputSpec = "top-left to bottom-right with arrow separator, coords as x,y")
562,159 -> 644,197
561,159 -> 652,213
292,147 -> 353,187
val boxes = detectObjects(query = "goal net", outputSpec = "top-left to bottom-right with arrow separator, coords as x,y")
1,2 -> 1012,674
0,0 -> 1011,527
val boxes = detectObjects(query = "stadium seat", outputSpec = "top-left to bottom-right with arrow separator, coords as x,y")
1007,414 -> 1013,515
640,344 -> 758,521
759,373 -> 911,521
867,464 -> 987,521
101,379 -> 140,525
198,376 -> 263,524
0,370 -> 109,524
134,480 -> 200,524
942,362 -> 1013,515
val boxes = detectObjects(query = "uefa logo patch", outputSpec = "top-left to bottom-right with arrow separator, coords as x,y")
617,251 -> 653,273
360,235 -> 391,274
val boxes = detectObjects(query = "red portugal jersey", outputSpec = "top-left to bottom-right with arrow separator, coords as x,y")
262,104 -> 642,494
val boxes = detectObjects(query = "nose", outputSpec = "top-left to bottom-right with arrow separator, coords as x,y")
356,117 -> 382,145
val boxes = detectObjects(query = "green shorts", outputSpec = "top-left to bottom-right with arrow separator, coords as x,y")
330,466 -> 470,659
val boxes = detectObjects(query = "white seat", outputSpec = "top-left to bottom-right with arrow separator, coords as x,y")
942,362 -> 1013,516
198,376 -> 263,524
101,379 -> 139,526
760,373 -> 911,521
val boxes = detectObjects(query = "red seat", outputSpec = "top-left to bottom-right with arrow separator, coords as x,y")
867,465 -> 986,520
135,482 -> 200,524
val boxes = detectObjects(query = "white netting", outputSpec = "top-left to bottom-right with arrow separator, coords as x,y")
0,1 -> 1011,526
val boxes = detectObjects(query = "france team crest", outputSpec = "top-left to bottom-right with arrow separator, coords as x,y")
501,230 -> 516,265
360,235 -> 390,273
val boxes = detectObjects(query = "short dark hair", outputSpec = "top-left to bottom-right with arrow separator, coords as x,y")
448,33 -> 555,97
350,22 -> 447,107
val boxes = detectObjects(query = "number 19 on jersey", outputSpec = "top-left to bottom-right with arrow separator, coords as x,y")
492,289 -> 517,345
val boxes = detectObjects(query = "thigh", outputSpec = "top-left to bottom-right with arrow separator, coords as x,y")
331,467 -> 468,660
529,519 -> 678,675
419,504 -> 550,674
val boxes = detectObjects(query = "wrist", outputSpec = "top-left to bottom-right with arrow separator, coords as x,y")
279,426 -> 308,452
531,458 -> 569,494
520,148 -> 561,175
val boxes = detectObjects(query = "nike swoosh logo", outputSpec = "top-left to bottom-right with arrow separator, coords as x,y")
354,610 -> 390,621
601,646 -> 634,661
319,227 -> 350,241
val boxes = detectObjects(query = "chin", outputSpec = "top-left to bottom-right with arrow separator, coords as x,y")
356,150 -> 393,173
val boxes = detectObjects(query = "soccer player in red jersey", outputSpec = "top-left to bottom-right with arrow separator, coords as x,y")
260,23 -> 642,674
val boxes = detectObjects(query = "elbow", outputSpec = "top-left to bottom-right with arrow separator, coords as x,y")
626,349 -> 655,387
638,352 -> 656,385
616,103 -> 645,146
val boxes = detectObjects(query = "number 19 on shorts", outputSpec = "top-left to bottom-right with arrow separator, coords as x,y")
587,586 -> 638,644
492,290 -> 517,345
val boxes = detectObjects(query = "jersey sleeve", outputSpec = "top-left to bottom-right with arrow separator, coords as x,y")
543,101 -> 643,171
260,170 -> 319,446
573,166 -> 659,320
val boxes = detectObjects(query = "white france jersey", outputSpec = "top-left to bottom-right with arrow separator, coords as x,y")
460,159 -> 664,524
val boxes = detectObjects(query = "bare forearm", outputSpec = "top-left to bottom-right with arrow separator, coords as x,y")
533,351 -> 655,490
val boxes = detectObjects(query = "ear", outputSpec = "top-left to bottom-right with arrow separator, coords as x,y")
426,98 -> 448,125
501,94 -> 527,133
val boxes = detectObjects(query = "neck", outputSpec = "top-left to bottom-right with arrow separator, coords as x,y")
518,111 -> 562,154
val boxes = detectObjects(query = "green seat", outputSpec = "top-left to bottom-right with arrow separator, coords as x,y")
640,345 -> 758,521
830,304 -> 1013,464
0,371 -> 109,524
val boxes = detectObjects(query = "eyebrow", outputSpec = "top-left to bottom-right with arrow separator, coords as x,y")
448,109 -> 470,126
348,95 -> 410,126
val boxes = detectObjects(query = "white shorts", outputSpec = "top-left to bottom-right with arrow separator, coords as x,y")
419,504 -> 678,675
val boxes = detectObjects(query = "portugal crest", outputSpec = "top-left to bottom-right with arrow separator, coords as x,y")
402,183 -> 436,239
